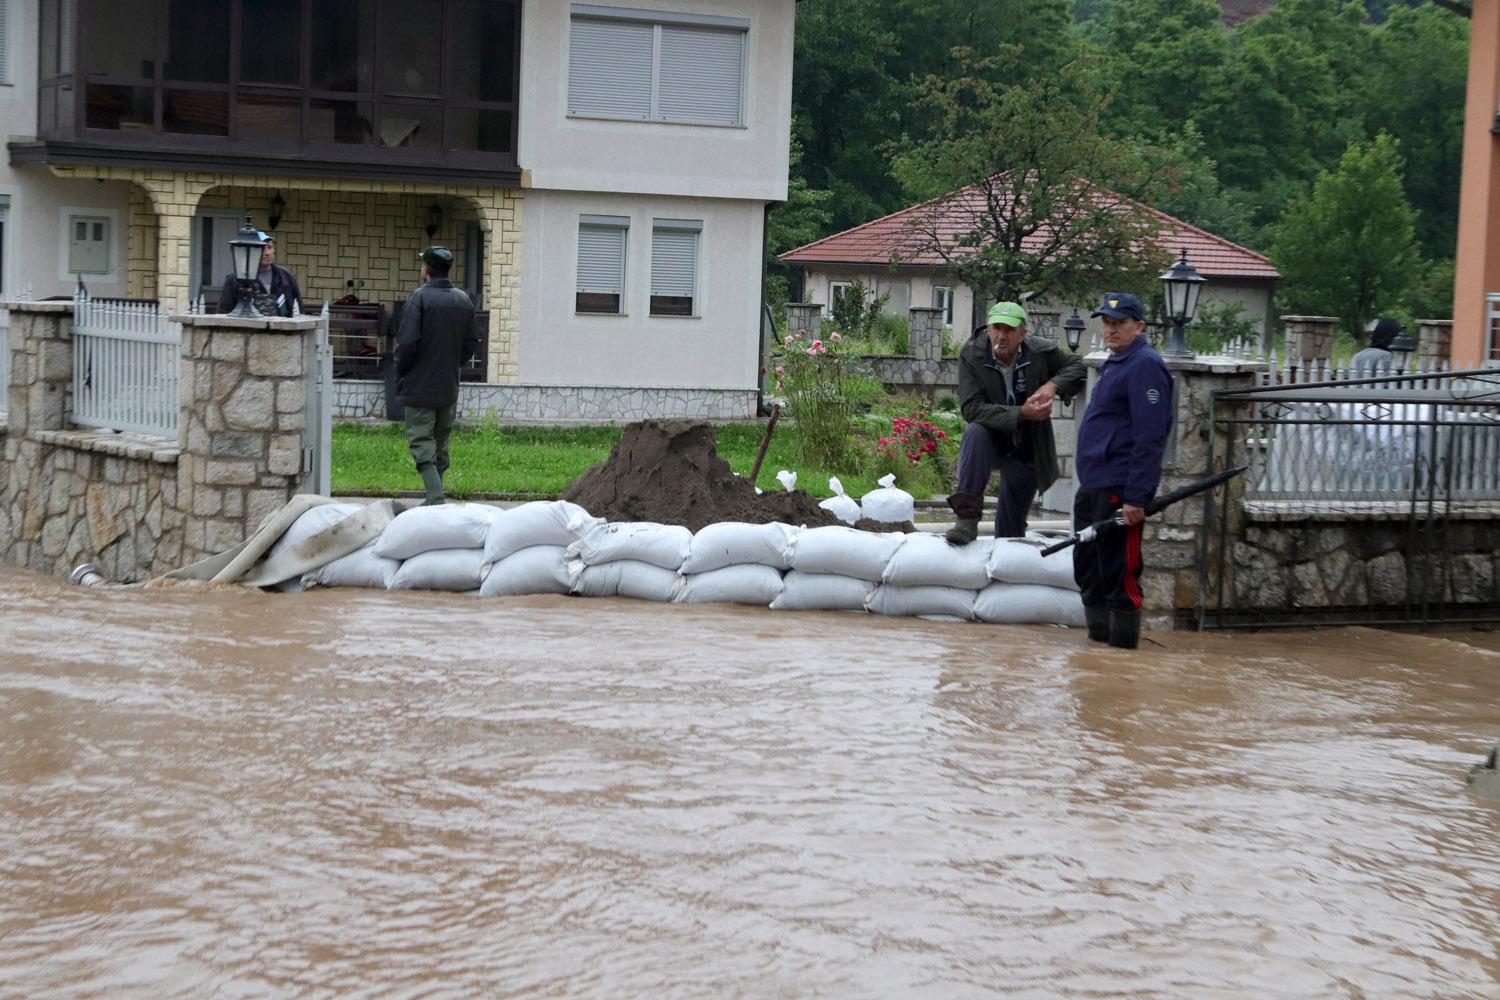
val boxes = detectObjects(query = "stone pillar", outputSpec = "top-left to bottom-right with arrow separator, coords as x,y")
134,174 -> 215,312
1,300 -> 76,438
127,185 -> 159,301
1416,319 -> 1453,367
785,303 -> 824,340
908,306 -> 944,362
1280,315 -> 1338,366
173,313 -> 320,561
477,187 -> 524,384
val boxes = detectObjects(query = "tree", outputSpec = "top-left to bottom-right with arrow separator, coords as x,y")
1270,133 -> 1423,338
888,49 -> 1172,305
766,127 -> 834,306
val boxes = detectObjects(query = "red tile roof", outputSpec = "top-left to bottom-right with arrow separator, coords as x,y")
778,180 -> 1280,281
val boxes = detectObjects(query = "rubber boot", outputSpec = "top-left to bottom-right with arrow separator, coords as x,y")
1108,609 -> 1141,650
945,491 -> 983,546
1084,605 -> 1109,643
418,462 -> 446,506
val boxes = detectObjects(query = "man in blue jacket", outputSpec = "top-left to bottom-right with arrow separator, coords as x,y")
1073,292 -> 1174,649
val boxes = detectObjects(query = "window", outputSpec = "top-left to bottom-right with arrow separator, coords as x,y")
933,286 -> 953,326
828,281 -> 854,316
0,0 -> 10,84
576,215 -> 628,314
68,215 -> 110,274
650,219 -> 700,317
568,5 -> 747,126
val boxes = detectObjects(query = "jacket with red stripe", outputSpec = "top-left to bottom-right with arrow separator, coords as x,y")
1075,335 -> 1173,507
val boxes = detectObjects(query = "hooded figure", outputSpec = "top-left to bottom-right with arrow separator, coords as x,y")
1351,317 -> 1402,376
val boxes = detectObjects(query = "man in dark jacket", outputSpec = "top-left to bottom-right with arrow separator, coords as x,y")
1073,292 -> 1174,650
218,232 -> 303,317
396,246 -> 478,505
946,301 -> 1087,544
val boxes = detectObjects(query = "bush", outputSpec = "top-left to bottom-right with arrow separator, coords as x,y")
828,278 -> 889,340
1187,301 -> 1261,355
771,329 -> 873,470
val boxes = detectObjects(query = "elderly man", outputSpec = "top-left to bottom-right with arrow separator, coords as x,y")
396,246 -> 478,505
946,301 -> 1087,545
218,231 -> 303,317
1073,292 -> 1174,650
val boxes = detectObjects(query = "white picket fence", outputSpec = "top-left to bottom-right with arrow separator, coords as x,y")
71,293 -> 181,439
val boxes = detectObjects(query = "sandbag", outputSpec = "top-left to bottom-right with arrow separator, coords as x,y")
390,547 -> 490,592
789,525 -> 905,582
770,571 -> 873,612
882,533 -> 993,590
375,503 -> 496,561
482,500 -> 601,564
860,473 -> 915,524
988,537 -> 1080,590
674,564 -> 785,606
817,476 -> 861,526
566,520 -> 691,571
478,544 -> 572,597
570,559 -> 681,603
265,502 -> 362,591
300,542 -> 400,591
865,584 -> 976,620
681,522 -> 796,574
973,583 -> 1086,626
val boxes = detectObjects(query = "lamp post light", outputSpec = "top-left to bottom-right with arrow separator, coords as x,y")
1063,309 -> 1086,352
226,216 -> 267,319
1160,249 -> 1206,358
1389,328 -> 1417,371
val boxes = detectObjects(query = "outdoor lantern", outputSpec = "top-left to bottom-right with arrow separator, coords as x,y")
1160,249 -> 1207,358
226,217 -> 267,319
426,202 -> 443,239
268,192 -> 285,231
1389,328 -> 1417,370
1063,310 -> 1086,352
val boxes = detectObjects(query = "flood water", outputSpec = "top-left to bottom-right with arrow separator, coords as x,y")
1,568 -> 1497,999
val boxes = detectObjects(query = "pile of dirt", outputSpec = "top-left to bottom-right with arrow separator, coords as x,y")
562,420 -> 845,533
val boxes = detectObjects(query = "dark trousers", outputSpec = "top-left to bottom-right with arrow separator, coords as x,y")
1072,485 -> 1145,612
404,403 -> 457,474
956,422 -> 1037,538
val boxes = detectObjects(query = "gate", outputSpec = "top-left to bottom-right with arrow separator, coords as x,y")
301,306 -> 334,496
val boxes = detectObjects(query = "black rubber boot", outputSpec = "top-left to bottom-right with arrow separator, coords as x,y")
418,463 -> 446,506
945,491 -> 983,546
1108,609 -> 1141,650
1084,605 -> 1109,643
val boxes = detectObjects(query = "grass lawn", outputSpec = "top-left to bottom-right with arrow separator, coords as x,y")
333,409 -> 962,500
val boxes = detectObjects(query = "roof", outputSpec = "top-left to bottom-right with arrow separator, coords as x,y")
778,181 -> 1280,281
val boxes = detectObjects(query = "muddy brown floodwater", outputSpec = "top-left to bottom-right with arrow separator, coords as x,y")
1,568 -> 1497,998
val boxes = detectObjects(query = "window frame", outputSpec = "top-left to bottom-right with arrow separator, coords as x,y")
649,217 -> 701,318
575,214 -> 629,316
933,285 -> 953,326
827,280 -> 854,316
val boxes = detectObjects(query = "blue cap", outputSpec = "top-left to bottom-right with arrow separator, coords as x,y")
256,230 -> 274,243
1091,292 -> 1144,321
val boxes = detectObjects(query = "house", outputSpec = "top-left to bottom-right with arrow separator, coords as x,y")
0,0 -> 793,421
778,182 -> 1280,347
1453,0 -> 1500,365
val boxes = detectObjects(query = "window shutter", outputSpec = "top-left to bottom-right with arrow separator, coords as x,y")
651,228 -> 697,299
0,0 -> 10,84
577,225 -> 626,296
657,26 -> 743,125
568,18 -> 653,119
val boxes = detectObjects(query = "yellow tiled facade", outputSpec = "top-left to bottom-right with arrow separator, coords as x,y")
53,166 -> 523,383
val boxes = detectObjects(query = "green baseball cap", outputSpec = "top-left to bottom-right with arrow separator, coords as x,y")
987,301 -> 1027,329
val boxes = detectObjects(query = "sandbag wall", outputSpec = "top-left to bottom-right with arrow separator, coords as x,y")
278,501 -> 1084,626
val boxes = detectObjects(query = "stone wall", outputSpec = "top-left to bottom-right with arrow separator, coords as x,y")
333,380 -> 758,424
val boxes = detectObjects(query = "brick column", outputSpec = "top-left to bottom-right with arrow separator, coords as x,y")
1281,315 -> 1338,366
136,174 -> 215,312
785,303 -> 823,340
173,313 -> 320,560
1416,319 -> 1453,368
478,188 -> 523,384
1,300 -> 76,437
908,306 -> 944,362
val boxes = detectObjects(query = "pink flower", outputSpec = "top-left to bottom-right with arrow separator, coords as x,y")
811,339 -> 823,350
806,346 -> 817,356
830,331 -> 842,343
791,330 -> 804,341
774,365 -> 784,375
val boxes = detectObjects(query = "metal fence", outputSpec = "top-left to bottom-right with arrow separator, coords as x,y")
72,293 -> 181,439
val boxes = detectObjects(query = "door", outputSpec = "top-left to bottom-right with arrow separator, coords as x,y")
191,211 -> 247,307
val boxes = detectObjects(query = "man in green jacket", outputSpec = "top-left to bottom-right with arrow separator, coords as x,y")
946,301 -> 1087,544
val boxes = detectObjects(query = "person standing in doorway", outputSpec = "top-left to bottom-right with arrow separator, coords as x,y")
946,301 -> 1087,544
396,246 -> 478,505
218,232 -> 303,317
1073,292 -> 1174,650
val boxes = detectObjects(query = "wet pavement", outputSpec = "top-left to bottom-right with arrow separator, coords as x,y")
1,568 -> 1497,998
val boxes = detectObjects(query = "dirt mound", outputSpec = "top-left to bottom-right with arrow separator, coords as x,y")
562,420 -> 843,533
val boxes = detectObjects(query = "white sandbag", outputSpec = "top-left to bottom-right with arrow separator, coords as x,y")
770,571 -> 873,612
482,500 -> 601,564
681,521 -> 796,574
479,544 -> 572,597
860,473 -> 915,524
789,525 -> 905,581
300,542 -> 400,590
988,537 -> 1080,590
674,564 -> 785,606
882,533 -> 993,590
566,520 -> 691,571
374,503 -> 497,560
973,583 -> 1086,626
570,559 -> 681,603
817,477 -> 862,526
390,547 -> 489,592
776,469 -> 798,492
266,502 -> 362,591
865,584 -> 976,620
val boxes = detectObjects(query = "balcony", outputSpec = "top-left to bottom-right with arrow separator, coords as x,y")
16,0 -> 522,186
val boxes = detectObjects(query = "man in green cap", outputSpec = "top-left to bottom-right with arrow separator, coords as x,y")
395,246 -> 478,504
946,300 -> 1087,544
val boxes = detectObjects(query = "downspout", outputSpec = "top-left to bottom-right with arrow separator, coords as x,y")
758,201 -> 775,417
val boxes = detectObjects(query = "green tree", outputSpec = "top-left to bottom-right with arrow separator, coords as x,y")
1271,133 -> 1423,338
889,49 -> 1172,304
766,127 -> 834,307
